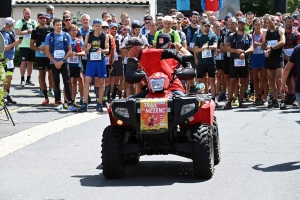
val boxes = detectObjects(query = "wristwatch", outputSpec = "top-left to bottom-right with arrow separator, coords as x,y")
62,58 -> 66,62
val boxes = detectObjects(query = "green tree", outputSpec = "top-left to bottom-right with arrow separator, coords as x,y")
241,0 -> 275,16
0,53 -> 7,106
287,0 -> 299,13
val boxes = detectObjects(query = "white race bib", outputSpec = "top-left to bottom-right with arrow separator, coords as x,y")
284,48 -> 294,57
114,52 -> 119,61
189,42 -> 195,48
124,57 -> 128,64
82,54 -> 88,60
202,49 -> 212,58
90,52 -> 102,61
234,59 -> 245,67
6,60 -> 14,69
54,50 -> 65,59
68,56 -> 79,63
24,34 -> 31,39
227,52 -> 230,57
215,53 -> 223,60
267,40 -> 277,47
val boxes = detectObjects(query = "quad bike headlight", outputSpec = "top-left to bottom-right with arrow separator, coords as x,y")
181,103 -> 196,115
149,78 -> 165,92
115,107 -> 129,118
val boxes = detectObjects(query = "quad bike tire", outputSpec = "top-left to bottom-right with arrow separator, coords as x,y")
102,125 -> 125,179
192,124 -> 214,179
125,156 -> 140,165
213,116 -> 221,165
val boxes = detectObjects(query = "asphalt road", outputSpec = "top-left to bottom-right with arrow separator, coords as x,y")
0,68 -> 300,200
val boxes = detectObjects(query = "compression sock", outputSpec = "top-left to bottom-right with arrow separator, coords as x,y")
42,90 -> 48,99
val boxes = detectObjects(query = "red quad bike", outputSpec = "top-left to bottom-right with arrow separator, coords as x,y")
102,57 -> 220,179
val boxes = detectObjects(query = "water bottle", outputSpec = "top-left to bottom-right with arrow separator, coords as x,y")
196,83 -> 205,93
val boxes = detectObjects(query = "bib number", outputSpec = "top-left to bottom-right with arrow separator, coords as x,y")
189,42 -> 195,48
284,48 -> 294,57
202,49 -> 212,58
54,50 -> 65,59
267,40 -> 277,47
90,52 -> 102,61
114,52 -> 119,61
6,60 -> 14,69
24,34 -> 31,39
234,59 -> 245,67
82,54 -> 87,60
68,56 -> 79,63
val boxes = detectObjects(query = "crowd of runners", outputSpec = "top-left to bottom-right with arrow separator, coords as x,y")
1,5 -> 300,112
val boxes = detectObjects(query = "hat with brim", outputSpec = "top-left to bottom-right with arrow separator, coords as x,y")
125,37 -> 144,46
202,20 -> 211,26
156,33 -> 171,49
238,18 -> 246,24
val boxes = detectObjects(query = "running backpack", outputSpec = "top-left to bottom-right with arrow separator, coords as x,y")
35,26 -> 52,46
21,19 -> 36,31
49,32 -> 69,54
0,29 -> 16,43
158,29 -> 176,43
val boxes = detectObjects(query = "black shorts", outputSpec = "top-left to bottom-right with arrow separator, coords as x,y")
196,64 -> 216,78
110,57 -> 124,77
265,56 -> 284,70
223,57 -> 230,75
284,60 -> 297,78
124,64 -> 127,74
19,48 -> 35,62
82,59 -> 88,74
229,59 -> 249,79
69,67 -> 81,78
216,60 -> 224,70
36,57 -> 51,70
106,65 -> 111,78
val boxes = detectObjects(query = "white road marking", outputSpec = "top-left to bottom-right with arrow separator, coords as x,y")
0,112 -> 104,158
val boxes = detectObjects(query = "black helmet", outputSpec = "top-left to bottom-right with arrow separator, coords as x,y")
131,20 -> 141,29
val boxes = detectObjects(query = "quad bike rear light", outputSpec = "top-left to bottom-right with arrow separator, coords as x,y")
114,107 -> 129,118
180,103 -> 196,115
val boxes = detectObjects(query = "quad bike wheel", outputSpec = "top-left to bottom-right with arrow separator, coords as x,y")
192,124 -> 214,179
102,125 -> 125,179
125,156 -> 140,165
213,116 -> 221,165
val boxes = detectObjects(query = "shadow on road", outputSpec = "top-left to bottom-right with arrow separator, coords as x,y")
72,161 -> 209,187
252,161 -> 300,172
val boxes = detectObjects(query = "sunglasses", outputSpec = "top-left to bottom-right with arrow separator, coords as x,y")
102,26 -> 108,29
145,22 -> 150,24
110,28 -> 118,30
70,29 -> 78,32
39,16 -> 46,20
64,19 -> 71,22
125,46 -> 134,52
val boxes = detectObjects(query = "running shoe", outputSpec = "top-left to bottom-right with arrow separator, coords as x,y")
273,99 -> 279,108
253,98 -> 261,106
79,103 -> 88,112
293,100 -> 298,107
68,104 -> 78,112
218,93 -> 227,102
54,104 -> 63,111
39,89 -> 44,97
80,97 -> 84,105
249,94 -> 255,102
42,98 -> 49,105
48,89 -> 55,97
54,101 -> 60,106
267,99 -> 274,108
96,103 -> 103,112
232,99 -> 239,106
224,100 -> 232,109
279,100 -> 287,110
25,80 -> 35,86
20,80 -> 25,87
239,101 -> 247,108
5,95 -> 17,104
73,102 -> 81,108
63,102 -> 68,109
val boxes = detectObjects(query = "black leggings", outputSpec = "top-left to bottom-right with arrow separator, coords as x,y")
51,63 -> 72,102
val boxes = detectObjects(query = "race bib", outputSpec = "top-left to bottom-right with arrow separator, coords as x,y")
105,56 -> 110,64
124,57 -> 128,64
215,52 -> 223,60
284,48 -> 294,57
114,52 -> 119,61
234,59 -> 245,67
90,52 -> 102,61
227,52 -> 230,57
68,56 -> 79,63
253,46 -> 264,54
202,49 -> 212,58
267,40 -> 277,47
24,34 -> 31,39
82,54 -> 87,60
189,42 -> 195,48
54,50 -> 65,59
6,60 -> 14,69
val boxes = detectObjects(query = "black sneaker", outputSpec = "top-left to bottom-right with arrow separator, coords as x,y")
224,100 -> 232,109
5,96 -> 17,104
267,99 -> 274,108
20,80 -> 25,87
25,80 -> 35,86
280,100 -> 287,110
273,99 -> 279,108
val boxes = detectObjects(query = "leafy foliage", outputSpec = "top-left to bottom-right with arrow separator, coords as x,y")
72,11 -> 83,27
240,0 -> 275,17
0,53 -> 7,106
287,0 -> 299,13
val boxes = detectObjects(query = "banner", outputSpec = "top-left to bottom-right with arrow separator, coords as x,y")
176,0 -> 191,11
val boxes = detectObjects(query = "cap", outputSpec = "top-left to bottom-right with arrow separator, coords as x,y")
45,14 -> 52,19
110,23 -> 118,28
37,12 -> 45,17
238,18 -> 246,24
156,13 -> 164,17
93,18 -> 102,25
125,37 -> 144,46
293,13 -> 298,20
106,17 -> 112,22
157,16 -> 163,20
102,21 -> 109,27
156,33 -> 171,49
144,14 -> 153,20
202,20 -> 211,26
63,15 -> 71,20
110,13 -> 116,17
224,12 -> 233,21
131,20 -> 141,29
230,17 -> 237,23
191,11 -> 199,16
5,17 -> 15,26
202,13 -> 208,18
46,4 -> 54,10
